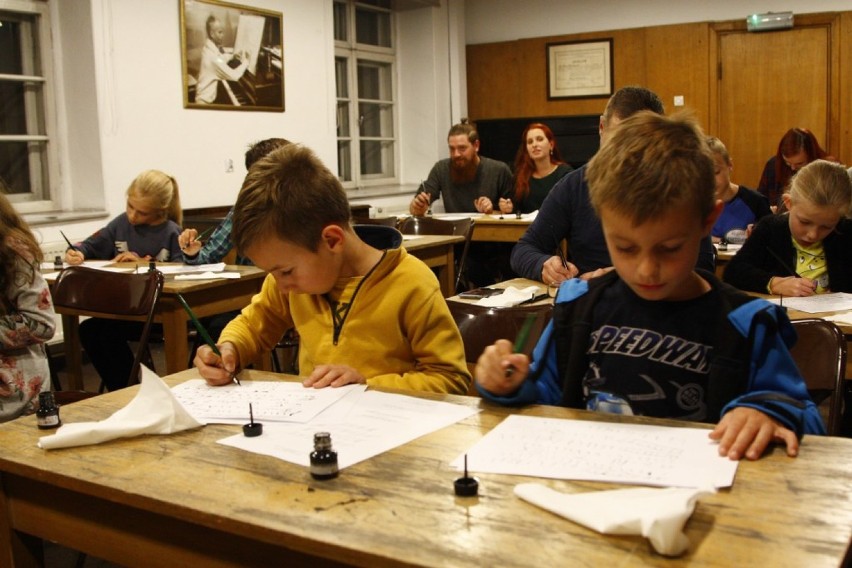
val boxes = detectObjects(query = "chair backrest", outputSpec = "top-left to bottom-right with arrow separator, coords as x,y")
52,266 -> 164,389
353,216 -> 399,228
399,216 -> 475,292
789,318 -> 846,435
448,301 -> 552,393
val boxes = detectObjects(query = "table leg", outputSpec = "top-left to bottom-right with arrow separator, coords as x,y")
60,314 -> 83,391
161,308 -> 189,375
0,473 -> 42,568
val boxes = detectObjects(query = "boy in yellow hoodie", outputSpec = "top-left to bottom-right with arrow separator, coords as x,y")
195,144 -> 470,394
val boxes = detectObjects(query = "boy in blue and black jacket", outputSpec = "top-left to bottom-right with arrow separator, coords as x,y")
475,111 -> 824,461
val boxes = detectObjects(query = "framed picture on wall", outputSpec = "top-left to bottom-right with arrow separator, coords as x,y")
180,0 -> 284,111
546,39 -> 613,100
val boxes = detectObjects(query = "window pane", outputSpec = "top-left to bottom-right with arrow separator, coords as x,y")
355,8 -> 391,48
335,57 -> 348,98
338,140 -> 352,182
337,101 -> 350,137
358,102 -> 393,137
333,2 -> 347,42
0,16 -> 25,75
357,60 -> 391,100
0,140 -> 47,199
360,140 -> 393,177
0,81 -> 27,134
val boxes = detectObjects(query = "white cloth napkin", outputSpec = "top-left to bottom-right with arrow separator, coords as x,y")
514,483 -> 712,556
38,366 -> 203,450
475,285 -> 541,308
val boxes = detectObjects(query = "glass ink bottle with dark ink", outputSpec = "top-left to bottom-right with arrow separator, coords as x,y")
310,431 -> 339,480
36,391 -> 61,430
53,255 -> 63,272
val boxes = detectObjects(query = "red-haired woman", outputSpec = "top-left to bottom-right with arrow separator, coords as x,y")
504,123 -> 573,215
757,128 -> 835,210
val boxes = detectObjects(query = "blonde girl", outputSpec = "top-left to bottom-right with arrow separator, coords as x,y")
65,169 -> 183,264
724,160 -> 852,296
0,189 -> 55,421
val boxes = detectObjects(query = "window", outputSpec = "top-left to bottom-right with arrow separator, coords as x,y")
0,1 -> 58,213
334,0 -> 397,188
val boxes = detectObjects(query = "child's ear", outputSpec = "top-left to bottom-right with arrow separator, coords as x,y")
781,193 -> 792,211
702,200 -> 724,236
320,224 -> 346,252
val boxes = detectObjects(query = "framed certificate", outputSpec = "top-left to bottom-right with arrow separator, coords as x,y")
546,39 -> 613,100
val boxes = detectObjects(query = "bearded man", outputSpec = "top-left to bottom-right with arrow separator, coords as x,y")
409,119 -> 513,215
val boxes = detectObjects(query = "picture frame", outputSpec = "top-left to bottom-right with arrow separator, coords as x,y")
179,0 -> 284,111
546,39 -> 613,100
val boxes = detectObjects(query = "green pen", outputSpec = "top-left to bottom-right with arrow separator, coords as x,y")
505,312 -> 538,378
182,226 -> 216,250
176,293 -> 241,385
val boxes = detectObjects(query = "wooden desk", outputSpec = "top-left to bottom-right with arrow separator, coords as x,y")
429,213 -> 532,243
54,265 -> 267,390
714,247 -> 737,278
448,277 -> 552,306
403,234 -> 464,297
1,368 -> 850,567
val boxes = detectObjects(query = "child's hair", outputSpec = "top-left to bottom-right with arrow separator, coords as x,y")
126,170 -> 182,226
233,144 -> 350,253
586,111 -> 715,225
787,159 -> 852,219
0,184 -> 43,292
447,117 -> 479,144
705,136 -> 731,166
244,137 -> 291,170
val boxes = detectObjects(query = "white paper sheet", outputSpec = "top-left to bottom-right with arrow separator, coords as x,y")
474,285 -> 543,307
155,263 -> 226,275
218,390 -> 479,470
174,271 -> 240,280
452,415 -> 738,488
170,379 -> 365,424
765,292 -> 852,313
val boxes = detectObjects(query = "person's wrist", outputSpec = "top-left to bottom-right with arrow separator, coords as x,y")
767,277 -> 776,295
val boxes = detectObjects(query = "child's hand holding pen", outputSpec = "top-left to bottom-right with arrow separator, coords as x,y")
768,275 -> 818,297
64,249 -> 85,265
474,313 -> 537,396
179,226 -> 215,256
194,342 -> 242,386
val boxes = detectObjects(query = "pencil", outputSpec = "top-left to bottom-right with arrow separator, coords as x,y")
182,226 -> 216,250
176,293 -> 241,385
60,230 -> 78,252
505,313 -> 538,377
767,248 -> 798,277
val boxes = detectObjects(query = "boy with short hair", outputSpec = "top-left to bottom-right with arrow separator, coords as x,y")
475,111 -> 824,460
196,144 -> 471,394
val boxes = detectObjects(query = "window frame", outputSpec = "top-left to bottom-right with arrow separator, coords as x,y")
0,0 -> 61,214
333,0 -> 399,190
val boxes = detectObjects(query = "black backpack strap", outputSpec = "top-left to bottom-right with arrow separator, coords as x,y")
545,271 -> 620,409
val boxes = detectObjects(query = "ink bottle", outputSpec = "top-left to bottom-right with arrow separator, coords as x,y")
36,391 -> 61,430
53,255 -> 63,271
310,432 -> 339,480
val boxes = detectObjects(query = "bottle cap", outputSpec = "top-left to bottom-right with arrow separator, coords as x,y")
242,422 -> 263,437
454,475 -> 479,497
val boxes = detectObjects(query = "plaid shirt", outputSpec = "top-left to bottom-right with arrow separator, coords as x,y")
184,209 -> 251,265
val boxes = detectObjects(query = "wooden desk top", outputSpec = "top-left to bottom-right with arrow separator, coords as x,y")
401,234 -> 465,250
2,368 -> 851,567
448,277 -> 551,306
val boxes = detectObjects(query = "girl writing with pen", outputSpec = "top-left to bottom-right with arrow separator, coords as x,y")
65,170 -> 183,265
724,160 -> 852,297
65,170 -> 183,391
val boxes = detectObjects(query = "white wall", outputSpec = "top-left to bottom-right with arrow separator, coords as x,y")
465,0 -> 847,44
35,0 -> 461,242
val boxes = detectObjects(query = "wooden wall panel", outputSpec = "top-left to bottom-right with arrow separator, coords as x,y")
467,12 -> 851,170
644,23 -> 710,127
467,28 -> 647,120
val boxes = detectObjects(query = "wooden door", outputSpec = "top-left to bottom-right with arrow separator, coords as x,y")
716,26 -> 830,190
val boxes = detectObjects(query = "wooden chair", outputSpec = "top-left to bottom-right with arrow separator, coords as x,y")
51,267 -> 165,395
788,318 -> 847,436
399,216 -> 475,293
352,216 -> 399,228
448,301 -> 552,394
